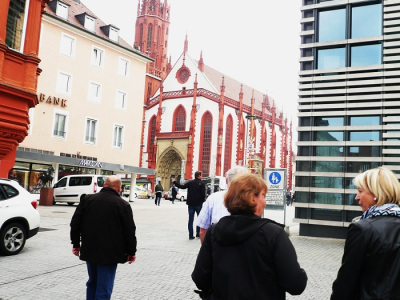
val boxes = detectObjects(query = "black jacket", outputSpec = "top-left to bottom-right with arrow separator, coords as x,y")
174,178 -> 205,206
331,216 -> 400,300
70,187 -> 137,264
192,214 -> 307,300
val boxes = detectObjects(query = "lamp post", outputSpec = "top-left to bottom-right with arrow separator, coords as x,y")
245,114 -> 262,170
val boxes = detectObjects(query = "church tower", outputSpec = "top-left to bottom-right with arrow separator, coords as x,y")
134,0 -> 170,103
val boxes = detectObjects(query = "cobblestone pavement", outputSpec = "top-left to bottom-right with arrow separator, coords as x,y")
0,198 -> 345,300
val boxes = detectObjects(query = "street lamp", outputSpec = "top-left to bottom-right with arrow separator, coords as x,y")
244,114 -> 262,168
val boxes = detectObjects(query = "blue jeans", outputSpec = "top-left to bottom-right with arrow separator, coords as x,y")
155,193 -> 162,205
188,205 -> 202,238
86,262 -> 117,300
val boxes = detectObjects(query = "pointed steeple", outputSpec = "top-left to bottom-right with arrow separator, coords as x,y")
198,50 -> 204,72
184,34 -> 188,53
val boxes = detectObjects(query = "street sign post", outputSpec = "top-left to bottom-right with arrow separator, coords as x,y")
264,168 -> 287,224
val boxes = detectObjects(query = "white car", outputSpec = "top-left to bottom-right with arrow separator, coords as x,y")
53,175 -> 106,205
167,187 -> 187,201
0,179 -> 40,255
122,185 -> 149,199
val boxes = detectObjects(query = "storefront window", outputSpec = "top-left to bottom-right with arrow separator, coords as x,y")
30,164 -> 53,193
8,161 -> 30,190
101,170 -> 114,175
58,164 -> 96,180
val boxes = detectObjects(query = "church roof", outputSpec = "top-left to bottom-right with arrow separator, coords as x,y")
200,62 -> 277,113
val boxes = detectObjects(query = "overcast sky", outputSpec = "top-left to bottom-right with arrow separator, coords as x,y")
81,0 -> 302,125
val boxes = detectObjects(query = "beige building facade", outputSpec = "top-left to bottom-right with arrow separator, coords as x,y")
11,0 -> 154,193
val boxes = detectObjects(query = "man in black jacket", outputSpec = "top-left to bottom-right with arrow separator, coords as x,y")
70,175 -> 137,300
173,171 -> 206,240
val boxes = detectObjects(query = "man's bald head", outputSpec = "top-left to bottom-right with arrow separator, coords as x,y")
104,175 -> 122,194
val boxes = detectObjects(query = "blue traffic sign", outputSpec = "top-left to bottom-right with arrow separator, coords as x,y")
269,172 -> 281,184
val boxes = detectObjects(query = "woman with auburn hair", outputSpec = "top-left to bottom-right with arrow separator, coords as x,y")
192,173 -> 307,300
331,167 -> 400,300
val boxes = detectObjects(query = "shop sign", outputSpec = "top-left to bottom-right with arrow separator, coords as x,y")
39,93 -> 67,107
79,159 -> 103,168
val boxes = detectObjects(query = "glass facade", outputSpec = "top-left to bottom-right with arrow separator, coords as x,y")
351,44 -> 381,67
298,0 -> 391,238
351,4 -> 382,38
316,3 -> 382,70
318,9 -> 346,42
317,48 -> 346,69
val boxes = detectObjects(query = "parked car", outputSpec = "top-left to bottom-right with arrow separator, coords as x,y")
122,185 -> 148,199
53,175 -> 106,205
0,179 -> 40,255
166,187 -> 187,201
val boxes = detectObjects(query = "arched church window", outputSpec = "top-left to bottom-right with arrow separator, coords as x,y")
139,24 -> 143,50
147,24 -> 153,50
157,26 -> 162,49
199,112 -> 213,177
149,0 -> 155,12
173,105 -> 186,131
148,115 -> 156,152
224,115 -> 233,175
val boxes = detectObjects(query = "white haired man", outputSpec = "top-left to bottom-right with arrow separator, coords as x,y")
196,166 -> 248,243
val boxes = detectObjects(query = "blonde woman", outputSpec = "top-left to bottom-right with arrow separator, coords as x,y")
331,167 -> 400,300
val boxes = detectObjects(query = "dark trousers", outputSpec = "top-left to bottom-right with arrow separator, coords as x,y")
188,204 -> 202,238
86,262 -> 117,300
155,192 -> 162,205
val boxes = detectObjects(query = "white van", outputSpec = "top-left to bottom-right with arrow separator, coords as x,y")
53,175 -> 106,205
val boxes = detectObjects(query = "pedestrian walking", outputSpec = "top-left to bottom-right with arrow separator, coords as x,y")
331,167 -> 400,300
155,180 -> 163,206
70,175 -> 137,300
172,171 -> 206,240
192,173 -> 307,299
171,183 -> 177,204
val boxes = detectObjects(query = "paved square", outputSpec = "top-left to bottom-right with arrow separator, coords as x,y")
0,198 -> 345,299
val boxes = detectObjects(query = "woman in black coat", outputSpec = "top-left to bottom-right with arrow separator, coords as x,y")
192,173 -> 307,300
331,167 -> 400,300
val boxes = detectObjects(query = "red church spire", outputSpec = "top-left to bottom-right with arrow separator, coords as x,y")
198,51 -> 204,72
184,34 -> 188,53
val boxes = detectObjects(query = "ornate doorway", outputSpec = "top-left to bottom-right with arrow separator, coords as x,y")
156,147 -> 184,191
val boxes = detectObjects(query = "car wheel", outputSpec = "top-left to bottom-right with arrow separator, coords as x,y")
53,197 -> 56,205
0,223 -> 27,256
180,196 -> 185,201
67,202 -> 74,206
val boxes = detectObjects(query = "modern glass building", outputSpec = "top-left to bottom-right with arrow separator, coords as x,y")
297,0 -> 400,238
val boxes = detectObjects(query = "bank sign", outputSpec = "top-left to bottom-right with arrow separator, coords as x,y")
264,168 -> 287,207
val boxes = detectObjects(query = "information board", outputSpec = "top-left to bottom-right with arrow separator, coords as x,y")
264,168 -> 287,207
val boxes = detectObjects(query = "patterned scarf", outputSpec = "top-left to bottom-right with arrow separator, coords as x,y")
361,203 -> 400,220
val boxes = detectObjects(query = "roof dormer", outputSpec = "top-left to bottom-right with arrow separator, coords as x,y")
48,0 -> 70,20
101,25 -> 120,43
75,12 -> 97,32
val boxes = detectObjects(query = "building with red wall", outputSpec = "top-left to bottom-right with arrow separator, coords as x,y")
0,0 -> 47,177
